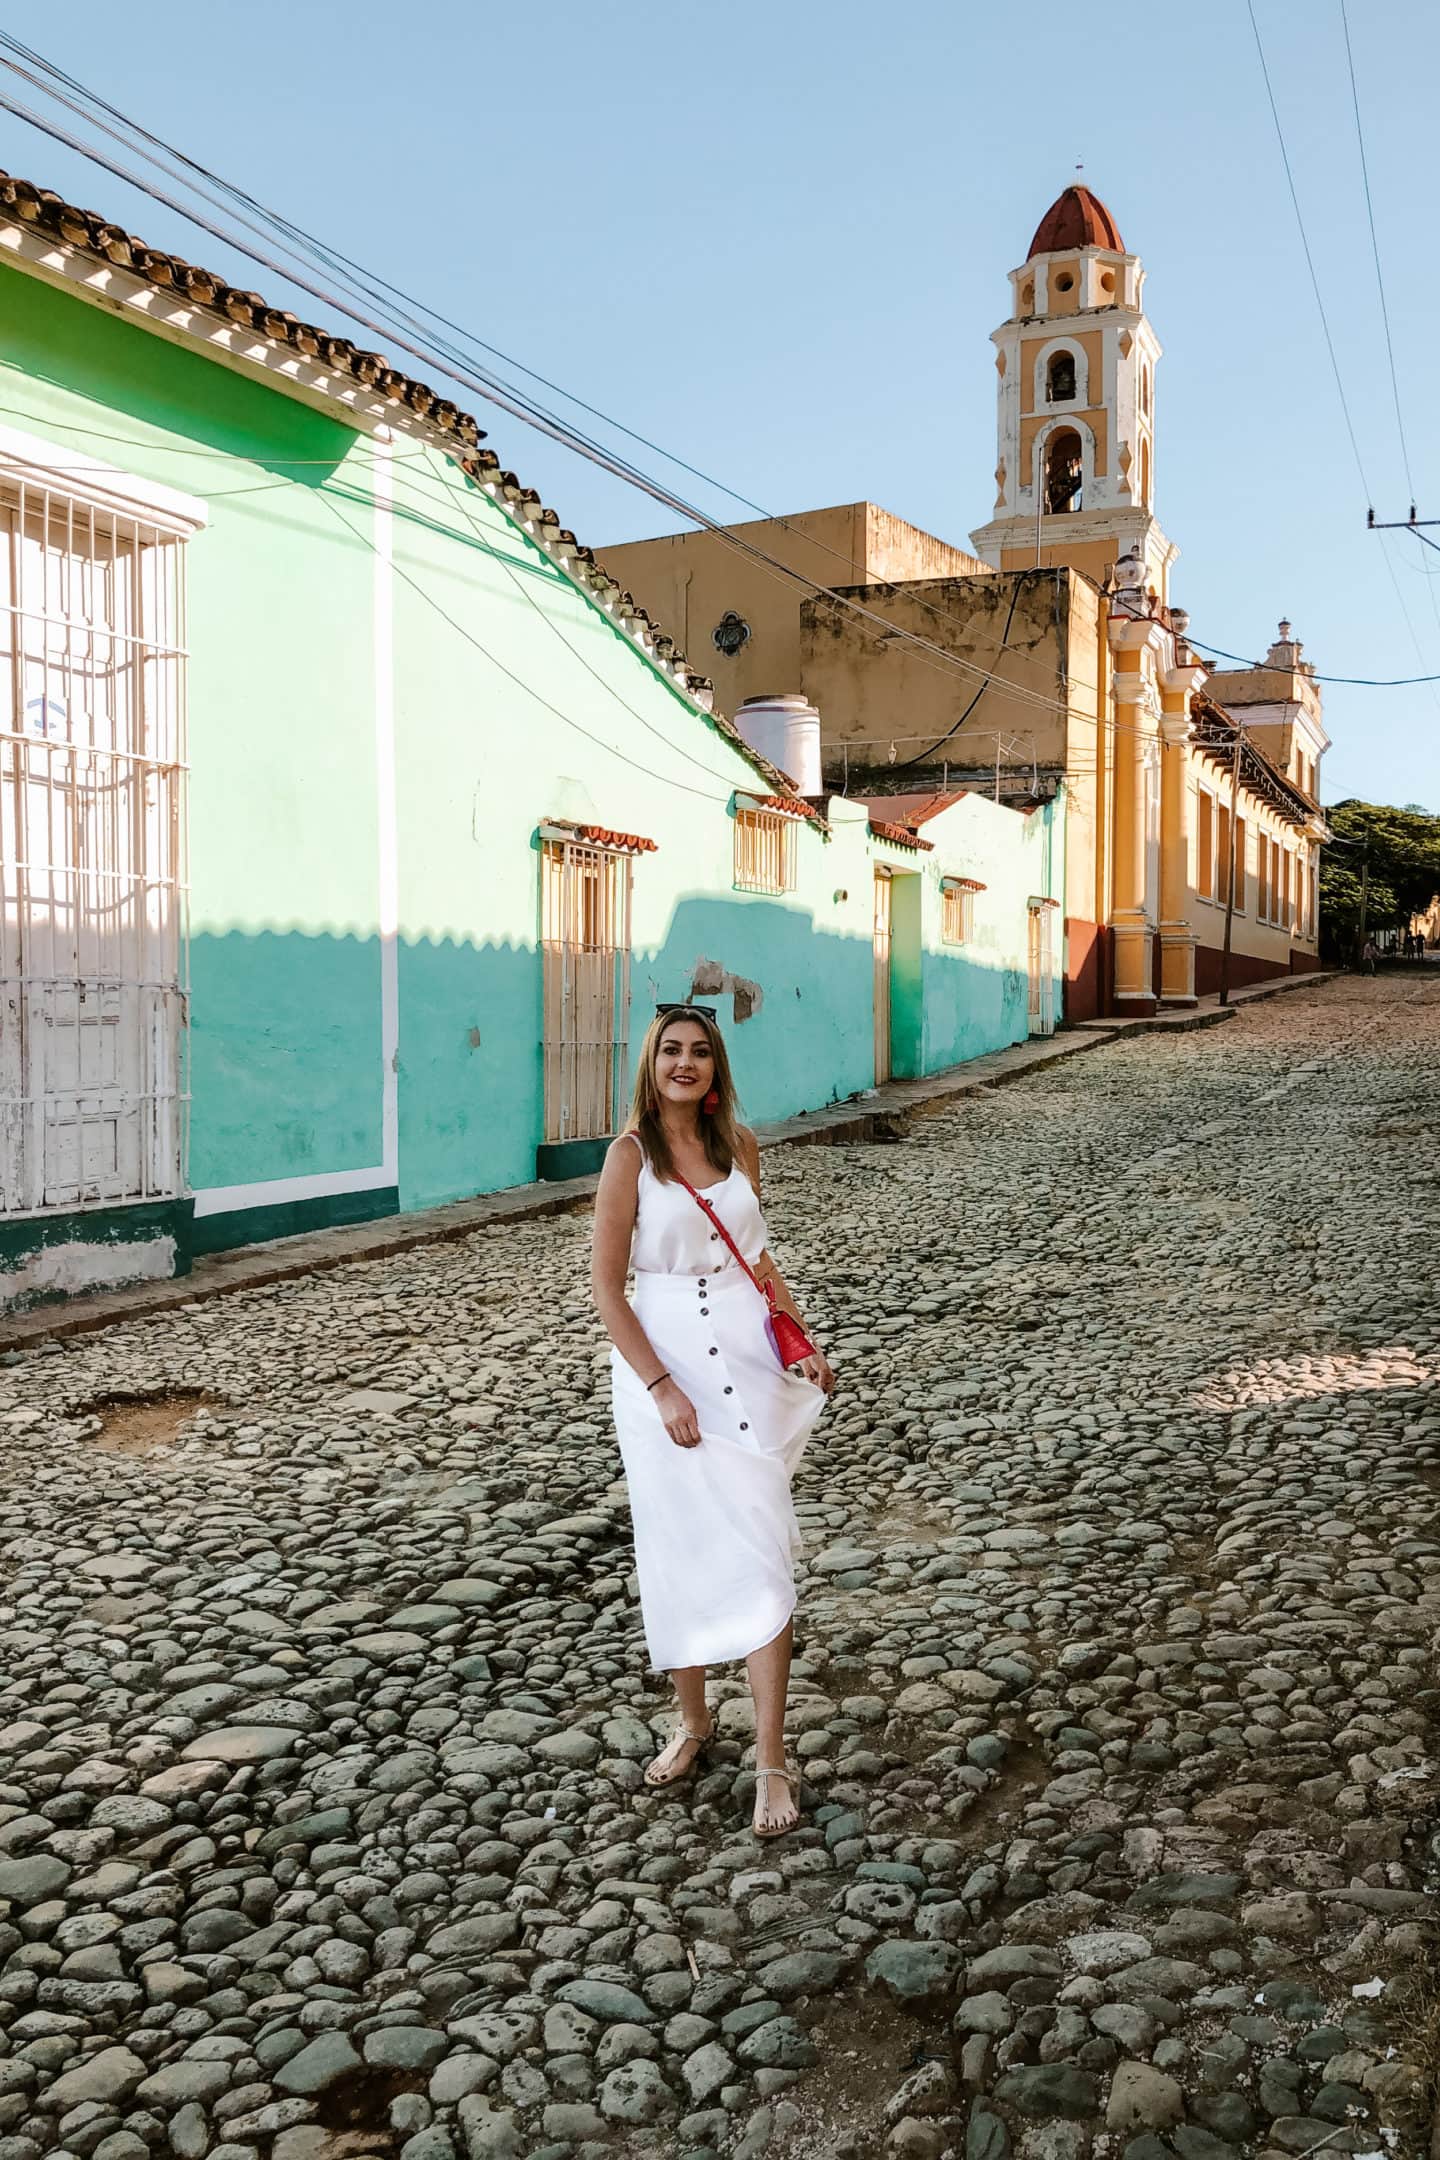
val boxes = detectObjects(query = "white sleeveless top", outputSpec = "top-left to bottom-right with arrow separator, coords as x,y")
625,1138 -> 766,1276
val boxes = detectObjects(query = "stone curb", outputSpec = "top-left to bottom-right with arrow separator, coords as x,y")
0,971 -> 1338,1351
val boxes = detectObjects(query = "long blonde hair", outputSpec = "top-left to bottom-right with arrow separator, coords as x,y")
628,1007 -> 740,1183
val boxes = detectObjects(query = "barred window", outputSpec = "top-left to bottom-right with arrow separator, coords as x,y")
941,881 -> 975,945
2,464 -> 192,1215
734,808 -> 796,895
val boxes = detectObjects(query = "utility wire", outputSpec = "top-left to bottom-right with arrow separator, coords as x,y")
7,385 -> 1426,690
0,40 -> 1400,788
1338,0 -> 1414,501
1245,0 -> 1371,501
1336,0 -> 1440,661
0,54 -> 1101,732
1245,0 -> 1439,701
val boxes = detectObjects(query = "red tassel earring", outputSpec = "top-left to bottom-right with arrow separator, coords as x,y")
702,1088 -> 720,1115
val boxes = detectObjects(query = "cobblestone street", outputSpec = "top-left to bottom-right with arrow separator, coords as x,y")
2,974 -> 1439,2160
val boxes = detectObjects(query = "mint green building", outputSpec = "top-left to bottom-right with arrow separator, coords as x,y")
0,164 -> 1062,1311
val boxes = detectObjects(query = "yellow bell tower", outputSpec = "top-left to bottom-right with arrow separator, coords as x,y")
970,186 -> 1177,602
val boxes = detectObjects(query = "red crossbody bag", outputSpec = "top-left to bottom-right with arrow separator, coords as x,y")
675,1173 -> 816,1371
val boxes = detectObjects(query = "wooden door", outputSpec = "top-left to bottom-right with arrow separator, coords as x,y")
873,870 -> 893,1084
541,839 -> 633,1144
1027,903 -> 1056,1037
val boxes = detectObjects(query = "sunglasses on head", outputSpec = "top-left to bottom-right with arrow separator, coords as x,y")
655,1002 -> 717,1021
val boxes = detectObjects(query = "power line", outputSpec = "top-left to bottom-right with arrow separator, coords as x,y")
1336,0 -> 1440,665
0,73 -> 1094,733
1185,637 -> 1440,687
1244,0 -> 1440,702
0,38 -> 1412,800
0,48 -> 1185,740
1338,0 -> 1414,501
1245,0 -> 1370,500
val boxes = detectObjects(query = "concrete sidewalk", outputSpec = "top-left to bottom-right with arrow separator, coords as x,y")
0,968 -> 1334,1350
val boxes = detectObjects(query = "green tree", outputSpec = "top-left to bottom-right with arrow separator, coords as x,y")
1320,799 -> 1440,959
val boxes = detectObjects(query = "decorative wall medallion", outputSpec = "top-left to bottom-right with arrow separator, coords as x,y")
713,611 -> 750,656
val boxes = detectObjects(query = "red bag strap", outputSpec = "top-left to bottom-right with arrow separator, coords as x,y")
674,1171 -> 774,1306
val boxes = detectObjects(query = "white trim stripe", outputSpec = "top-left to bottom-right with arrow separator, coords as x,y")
191,1167 -> 395,1218
372,431 -> 400,1185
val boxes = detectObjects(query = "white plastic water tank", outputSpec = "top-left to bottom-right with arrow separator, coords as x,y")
735,693 -> 822,796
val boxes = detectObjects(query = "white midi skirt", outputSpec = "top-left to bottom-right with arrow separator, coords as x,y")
613,1268 -> 826,1672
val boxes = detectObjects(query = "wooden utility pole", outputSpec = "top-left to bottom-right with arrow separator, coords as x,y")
1218,725 -> 1242,1006
1357,847 -> 1370,961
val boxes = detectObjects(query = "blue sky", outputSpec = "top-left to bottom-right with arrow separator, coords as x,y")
6,0 -> 1438,808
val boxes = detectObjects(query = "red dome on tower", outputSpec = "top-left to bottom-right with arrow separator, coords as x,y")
1027,186 -> 1124,260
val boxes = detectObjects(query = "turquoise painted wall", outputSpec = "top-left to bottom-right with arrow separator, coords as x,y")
0,265 -> 385,1202
1,259 -> 1065,1247
908,793 -> 1064,1074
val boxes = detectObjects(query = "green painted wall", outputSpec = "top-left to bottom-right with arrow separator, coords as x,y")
1,257 -> 1065,1268
906,793 -> 1065,1073
0,264 -> 385,1206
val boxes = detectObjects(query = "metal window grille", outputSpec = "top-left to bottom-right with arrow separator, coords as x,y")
940,883 -> 974,945
734,808 -> 796,895
1,477 -> 188,1216
541,838 -> 633,1144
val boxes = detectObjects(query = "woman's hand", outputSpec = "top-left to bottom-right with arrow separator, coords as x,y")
795,1348 -> 837,1395
652,1379 -> 702,1449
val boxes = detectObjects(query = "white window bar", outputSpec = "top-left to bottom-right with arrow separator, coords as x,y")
541,838 -> 634,1144
734,808 -> 797,895
1,475 -> 188,1215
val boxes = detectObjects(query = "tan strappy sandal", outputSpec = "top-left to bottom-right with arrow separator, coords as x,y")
752,1759 -> 801,1840
644,1717 -> 714,1788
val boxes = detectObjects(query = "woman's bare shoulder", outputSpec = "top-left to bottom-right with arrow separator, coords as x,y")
735,1126 -> 762,1175
599,1132 -> 644,1186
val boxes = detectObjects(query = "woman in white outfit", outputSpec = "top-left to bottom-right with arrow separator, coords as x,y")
592,1004 -> 835,1838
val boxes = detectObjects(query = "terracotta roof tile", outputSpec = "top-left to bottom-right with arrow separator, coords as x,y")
544,818 -> 658,855
868,817 -> 934,852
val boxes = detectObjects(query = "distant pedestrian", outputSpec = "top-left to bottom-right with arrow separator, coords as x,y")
591,1004 -> 835,1840
1362,936 -> 1378,976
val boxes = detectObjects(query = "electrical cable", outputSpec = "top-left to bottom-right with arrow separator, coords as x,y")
0,55 -> 1362,753
1336,0 -> 1440,661
897,578 -> 1024,767
0,45 -> 1363,806
0,59 -> 1114,731
1338,0 -> 1415,503
1245,0 -> 1439,702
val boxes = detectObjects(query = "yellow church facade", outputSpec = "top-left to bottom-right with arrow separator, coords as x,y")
601,186 -> 1327,1019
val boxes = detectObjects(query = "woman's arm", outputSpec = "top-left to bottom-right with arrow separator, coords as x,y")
591,1138 -> 701,1447
736,1128 -> 836,1393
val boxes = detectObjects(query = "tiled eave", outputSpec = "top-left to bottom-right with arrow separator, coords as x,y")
0,165 -> 807,809
869,818 -> 934,852
541,819 -> 657,855
735,791 -> 829,831
1191,700 -> 1316,832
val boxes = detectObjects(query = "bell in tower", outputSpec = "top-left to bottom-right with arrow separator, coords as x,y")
970,185 -> 1178,601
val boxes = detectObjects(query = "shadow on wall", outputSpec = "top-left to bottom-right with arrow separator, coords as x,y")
188,895 -> 1025,1232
